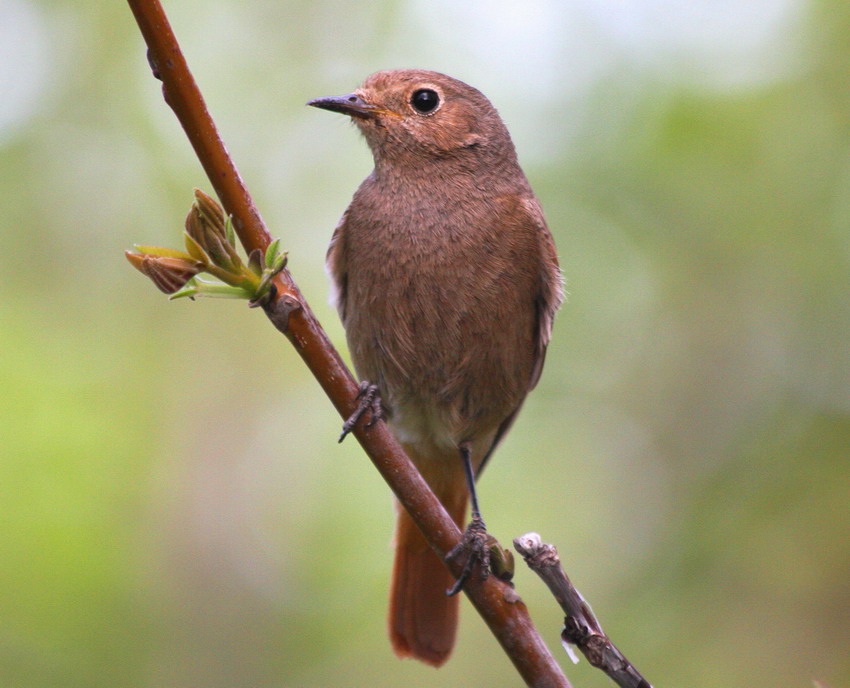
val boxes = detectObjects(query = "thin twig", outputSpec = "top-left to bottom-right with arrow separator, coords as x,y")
514,533 -> 652,688
125,1 -> 571,685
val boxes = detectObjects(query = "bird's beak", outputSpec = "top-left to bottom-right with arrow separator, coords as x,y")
307,92 -> 378,119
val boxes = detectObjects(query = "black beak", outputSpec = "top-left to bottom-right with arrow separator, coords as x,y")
307,93 -> 377,119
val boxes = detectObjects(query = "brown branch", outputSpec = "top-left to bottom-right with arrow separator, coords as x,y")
514,533 -> 652,688
126,1 -> 571,685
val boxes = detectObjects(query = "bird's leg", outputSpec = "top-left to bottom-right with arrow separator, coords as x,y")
338,381 -> 383,442
446,442 -> 492,596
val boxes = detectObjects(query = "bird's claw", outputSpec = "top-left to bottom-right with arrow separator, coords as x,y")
445,514 -> 491,596
339,381 -> 383,442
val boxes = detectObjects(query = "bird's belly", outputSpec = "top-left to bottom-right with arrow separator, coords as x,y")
345,275 -> 535,450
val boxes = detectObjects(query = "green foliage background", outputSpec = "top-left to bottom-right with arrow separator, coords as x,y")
1,1 -> 848,686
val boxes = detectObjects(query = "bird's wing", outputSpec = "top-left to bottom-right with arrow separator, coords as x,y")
325,208 -> 351,322
478,194 -> 564,474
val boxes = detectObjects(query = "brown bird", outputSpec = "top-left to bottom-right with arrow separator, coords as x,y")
309,69 -> 563,667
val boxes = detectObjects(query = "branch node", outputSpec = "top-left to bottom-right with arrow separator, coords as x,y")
261,290 -> 301,333
146,48 -> 160,80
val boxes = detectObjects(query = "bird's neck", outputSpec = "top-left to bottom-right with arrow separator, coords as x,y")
371,150 -> 525,197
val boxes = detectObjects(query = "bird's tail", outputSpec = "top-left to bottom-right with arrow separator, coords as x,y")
388,448 -> 468,667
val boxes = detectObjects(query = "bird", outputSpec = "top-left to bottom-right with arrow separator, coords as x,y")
308,69 -> 563,667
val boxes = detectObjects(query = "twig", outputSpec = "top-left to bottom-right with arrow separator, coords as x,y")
514,533 -> 652,688
125,1 -> 571,685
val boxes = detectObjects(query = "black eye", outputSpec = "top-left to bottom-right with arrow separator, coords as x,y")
410,88 -> 440,114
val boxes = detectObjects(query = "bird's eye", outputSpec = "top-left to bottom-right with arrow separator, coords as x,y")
410,88 -> 440,114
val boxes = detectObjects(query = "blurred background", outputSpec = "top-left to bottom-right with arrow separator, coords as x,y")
1,0 -> 848,686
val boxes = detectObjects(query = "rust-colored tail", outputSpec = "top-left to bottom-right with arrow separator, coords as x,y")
388,488 -> 467,666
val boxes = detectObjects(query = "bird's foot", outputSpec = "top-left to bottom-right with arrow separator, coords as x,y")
445,513 -> 491,596
338,381 -> 383,442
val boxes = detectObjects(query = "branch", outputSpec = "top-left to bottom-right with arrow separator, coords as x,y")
514,533 -> 652,688
125,1 -> 570,685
